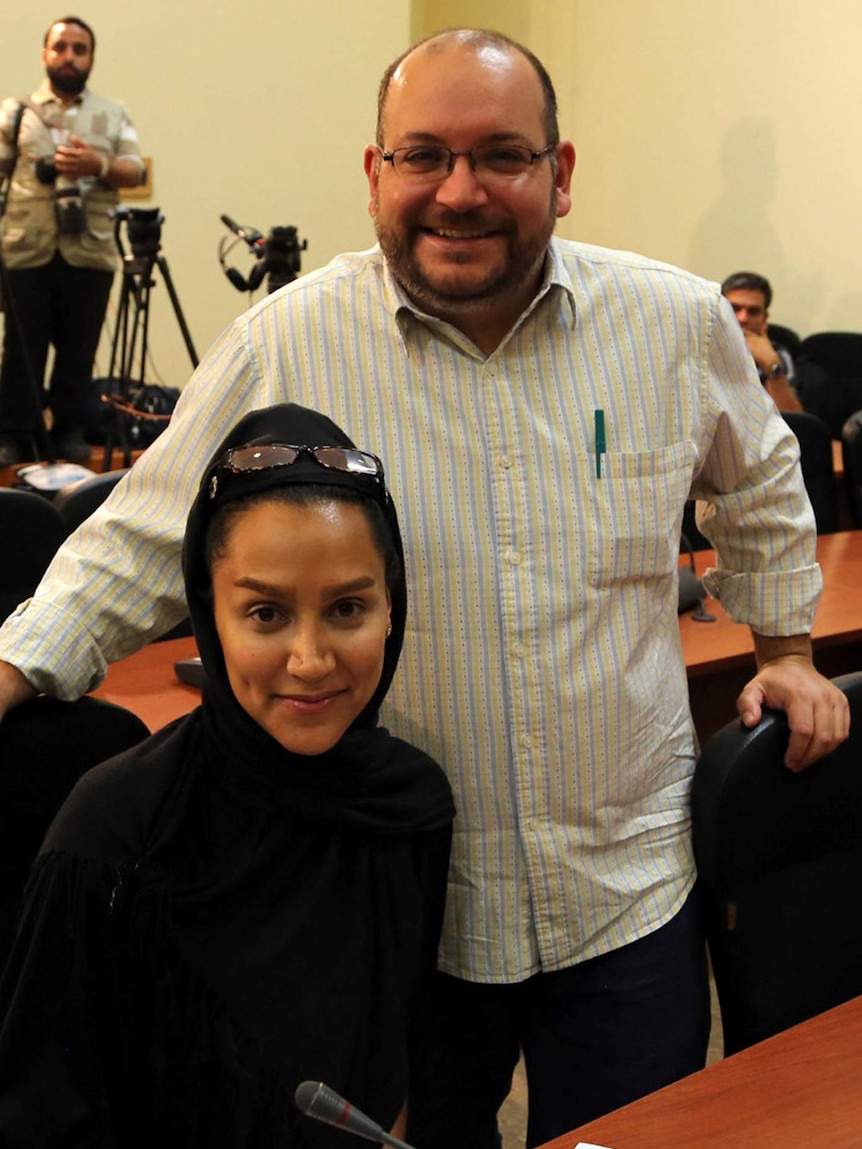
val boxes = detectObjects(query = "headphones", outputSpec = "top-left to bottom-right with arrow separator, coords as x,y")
219,233 -> 267,293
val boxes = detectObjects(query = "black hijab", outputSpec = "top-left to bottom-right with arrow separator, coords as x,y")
176,402 -> 446,832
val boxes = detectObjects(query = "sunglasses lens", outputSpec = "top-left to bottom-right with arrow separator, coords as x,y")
314,447 -> 381,477
227,445 -> 299,470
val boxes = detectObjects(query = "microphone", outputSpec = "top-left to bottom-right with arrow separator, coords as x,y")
294,1081 -> 419,1149
679,533 -> 715,622
220,213 -> 265,251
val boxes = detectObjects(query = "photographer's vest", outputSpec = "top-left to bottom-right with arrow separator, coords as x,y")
0,83 -> 143,272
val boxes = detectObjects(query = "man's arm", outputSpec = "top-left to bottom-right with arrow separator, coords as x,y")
737,633 -> 850,771
697,296 -> 848,767
55,134 -> 142,189
743,329 -> 803,412
0,660 -> 38,721
0,98 -> 23,179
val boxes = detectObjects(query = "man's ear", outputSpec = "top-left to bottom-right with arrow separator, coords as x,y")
553,141 -> 576,220
364,146 -> 381,218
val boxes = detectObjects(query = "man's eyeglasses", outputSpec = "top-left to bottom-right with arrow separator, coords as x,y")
378,142 -> 557,182
211,443 -> 387,498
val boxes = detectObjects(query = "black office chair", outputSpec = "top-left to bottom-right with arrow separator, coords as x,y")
682,500 -> 712,551
795,332 -> 862,439
0,488 -> 67,623
767,322 -> 801,362
692,671 -> 862,1056
0,695 -> 150,961
781,410 -> 838,534
52,467 -> 129,534
842,410 -> 862,528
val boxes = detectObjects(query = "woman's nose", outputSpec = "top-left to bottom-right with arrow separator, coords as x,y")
286,625 -> 335,679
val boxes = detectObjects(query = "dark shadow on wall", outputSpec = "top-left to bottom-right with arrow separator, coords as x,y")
688,117 -> 822,325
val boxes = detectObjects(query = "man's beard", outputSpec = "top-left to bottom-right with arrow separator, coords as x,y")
372,197 -> 557,319
47,65 -> 90,96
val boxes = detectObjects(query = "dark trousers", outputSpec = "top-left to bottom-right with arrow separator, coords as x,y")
407,890 -> 710,1149
0,251 -> 113,437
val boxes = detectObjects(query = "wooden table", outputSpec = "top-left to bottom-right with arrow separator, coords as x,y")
681,530 -> 862,740
0,446 -> 144,489
540,994 -> 862,1149
93,634 -> 200,731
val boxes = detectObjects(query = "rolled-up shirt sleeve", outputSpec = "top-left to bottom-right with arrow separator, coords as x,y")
113,103 -> 144,172
693,295 -> 821,636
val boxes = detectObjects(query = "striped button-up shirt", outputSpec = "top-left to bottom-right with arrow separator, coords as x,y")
2,238 -> 820,983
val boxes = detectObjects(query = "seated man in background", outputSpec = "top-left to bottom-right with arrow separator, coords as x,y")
721,271 -> 803,412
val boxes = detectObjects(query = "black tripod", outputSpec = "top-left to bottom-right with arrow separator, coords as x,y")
100,206 -> 198,470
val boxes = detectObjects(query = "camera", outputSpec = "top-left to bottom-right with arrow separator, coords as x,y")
219,214 -> 308,295
34,155 -> 86,235
54,179 -> 86,235
34,156 -> 58,184
112,205 -> 164,258
264,226 -> 307,292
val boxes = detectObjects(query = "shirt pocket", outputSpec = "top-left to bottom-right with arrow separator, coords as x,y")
82,201 -> 114,243
589,440 -> 694,587
1,196 -> 55,253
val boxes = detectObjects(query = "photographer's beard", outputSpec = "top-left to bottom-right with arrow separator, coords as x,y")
47,63 -> 90,97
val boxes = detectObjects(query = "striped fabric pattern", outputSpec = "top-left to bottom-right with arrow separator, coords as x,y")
2,238 -> 820,983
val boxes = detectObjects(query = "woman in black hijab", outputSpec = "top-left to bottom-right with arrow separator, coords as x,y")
0,404 -> 454,1149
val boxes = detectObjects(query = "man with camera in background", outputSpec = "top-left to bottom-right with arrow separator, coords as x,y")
0,15 -> 144,466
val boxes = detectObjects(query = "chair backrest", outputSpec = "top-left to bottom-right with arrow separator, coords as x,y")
51,467 -> 129,534
0,488 -> 67,623
692,671 -> 862,1055
781,410 -> 839,534
0,695 -> 150,961
796,331 -> 862,438
681,500 -> 712,551
767,322 -> 801,361
842,410 -> 862,528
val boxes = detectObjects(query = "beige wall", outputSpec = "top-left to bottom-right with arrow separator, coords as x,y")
7,0 -> 860,394
3,1 -> 409,389
415,0 -> 862,337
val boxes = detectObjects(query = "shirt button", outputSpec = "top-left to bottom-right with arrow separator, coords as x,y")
521,734 -> 534,750
507,550 -> 521,565
513,643 -> 528,659
501,456 -> 512,469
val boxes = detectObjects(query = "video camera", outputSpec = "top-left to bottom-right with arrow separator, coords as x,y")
112,205 -> 164,258
219,213 -> 307,294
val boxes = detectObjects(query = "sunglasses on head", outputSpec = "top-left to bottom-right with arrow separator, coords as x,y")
210,443 -> 387,499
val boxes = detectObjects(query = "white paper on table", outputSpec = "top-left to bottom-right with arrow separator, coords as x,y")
574,1143 -> 616,1149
